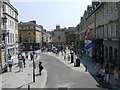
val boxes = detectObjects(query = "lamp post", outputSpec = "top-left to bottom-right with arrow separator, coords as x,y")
2,16 -> 8,64
33,55 -> 35,82
31,46 -> 35,82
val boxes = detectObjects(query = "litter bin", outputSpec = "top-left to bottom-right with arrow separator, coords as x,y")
70,50 -> 74,63
74,56 -> 80,67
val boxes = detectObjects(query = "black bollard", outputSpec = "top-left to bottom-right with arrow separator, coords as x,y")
85,65 -> 87,72
28,85 -> 30,90
71,53 -> 73,63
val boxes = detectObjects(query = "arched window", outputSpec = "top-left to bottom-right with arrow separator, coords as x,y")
105,47 -> 108,59
109,47 -> 113,61
114,49 -> 117,62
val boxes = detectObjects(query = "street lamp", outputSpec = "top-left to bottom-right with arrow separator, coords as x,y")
2,16 -> 9,72
31,46 -> 35,82
2,16 -> 8,60
3,16 -> 7,24
33,54 -> 35,82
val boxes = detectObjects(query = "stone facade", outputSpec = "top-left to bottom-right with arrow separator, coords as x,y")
53,25 -> 75,47
0,0 -> 2,70
18,21 -> 44,50
1,0 -> 18,69
53,26 -> 66,46
77,2 -> 120,67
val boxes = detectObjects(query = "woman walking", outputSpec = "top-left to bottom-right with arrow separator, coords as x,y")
7,58 -> 13,72
114,67 -> 119,86
19,58 -> 23,72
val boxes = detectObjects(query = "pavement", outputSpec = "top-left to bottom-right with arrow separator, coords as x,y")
1,49 -> 120,89
46,49 -> 120,90
0,50 -> 47,89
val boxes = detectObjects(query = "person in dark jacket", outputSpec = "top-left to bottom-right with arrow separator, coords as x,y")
22,56 -> 26,68
38,61 -> 44,75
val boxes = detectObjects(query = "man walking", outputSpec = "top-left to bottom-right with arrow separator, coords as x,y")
25,50 -> 28,60
30,51 -> 33,60
22,56 -> 26,68
38,61 -> 44,75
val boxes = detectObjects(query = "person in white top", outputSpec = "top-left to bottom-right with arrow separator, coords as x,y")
7,58 -> 13,72
114,67 -> 119,86
19,58 -> 23,72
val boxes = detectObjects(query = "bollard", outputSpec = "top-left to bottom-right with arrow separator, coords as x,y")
85,65 -> 87,72
64,55 -> 66,60
71,53 -> 73,63
28,85 -> 30,90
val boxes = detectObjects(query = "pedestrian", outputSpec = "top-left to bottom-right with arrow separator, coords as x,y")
64,54 -> 66,60
100,68 -> 105,83
30,51 -> 33,60
68,55 -> 70,61
85,65 -> 87,72
19,58 -> 23,72
18,55 -> 22,66
46,48 -> 48,53
38,61 -> 44,75
64,46 -> 66,54
7,53 -> 11,59
64,49 -> 66,55
22,56 -> 26,68
18,50 -> 21,56
7,58 -> 13,72
25,50 -> 28,60
114,67 -> 119,86
36,52 -> 38,59
104,63 -> 110,84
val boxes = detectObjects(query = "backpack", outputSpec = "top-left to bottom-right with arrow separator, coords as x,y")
39,64 -> 44,71
41,65 -> 44,70
19,59 -> 23,65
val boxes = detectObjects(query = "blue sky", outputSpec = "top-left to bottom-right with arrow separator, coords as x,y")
11,0 -> 92,31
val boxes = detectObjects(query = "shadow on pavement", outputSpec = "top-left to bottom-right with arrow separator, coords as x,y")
81,54 -> 112,90
14,70 -> 20,73
16,82 -> 33,89
35,73 -> 41,77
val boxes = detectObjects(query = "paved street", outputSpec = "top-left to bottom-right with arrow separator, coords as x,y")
1,51 -> 47,89
1,50 -> 120,90
45,50 -> 120,90
40,53 -> 99,88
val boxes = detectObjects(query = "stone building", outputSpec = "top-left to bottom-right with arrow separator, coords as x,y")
0,0 -> 2,71
18,20 -> 44,50
78,1 -> 120,67
46,31 -> 52,48
52,25 -> 66,46
65,27 -> 75,46
52,25 -> 75,48
1,0 -> 18,70
42,29 -> 47,47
